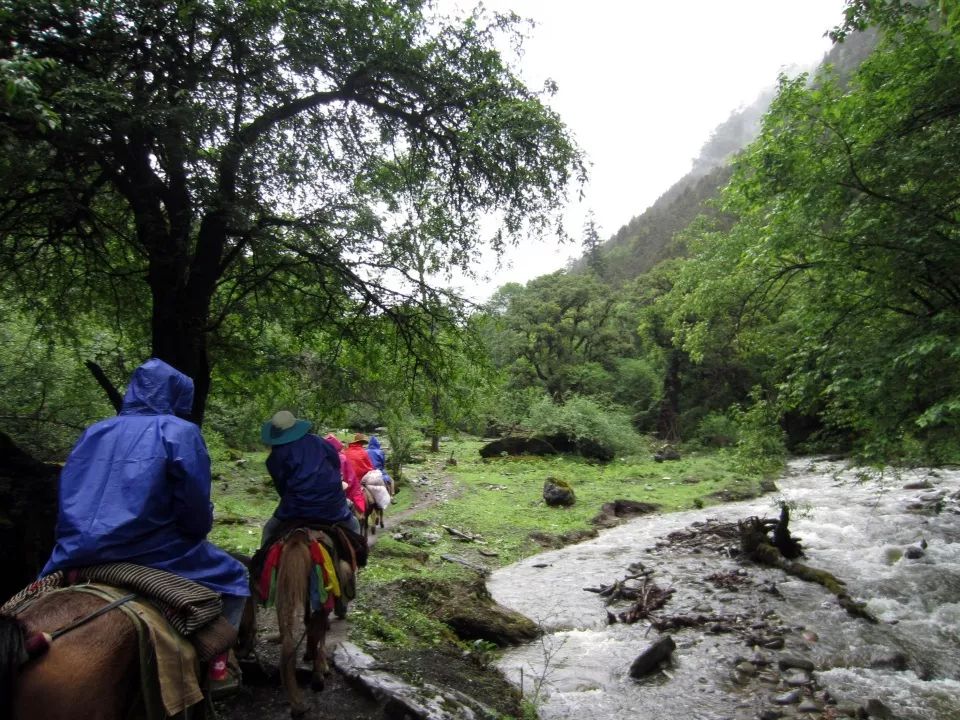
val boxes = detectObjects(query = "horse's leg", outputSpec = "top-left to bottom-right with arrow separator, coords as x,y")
14,592 -> 139,720
276,535 -> 312,718
305,610 -> 329,692
378,508 -> 385,530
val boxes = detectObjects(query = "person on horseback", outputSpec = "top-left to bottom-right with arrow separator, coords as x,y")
40,358 -> 251,625
346,433 -> 391,511
365,434 -> 395,495
259,411 -> 361,546
324,433 -> 365,518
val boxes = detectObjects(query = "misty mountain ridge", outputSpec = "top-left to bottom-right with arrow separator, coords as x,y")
568,28 -> 877,285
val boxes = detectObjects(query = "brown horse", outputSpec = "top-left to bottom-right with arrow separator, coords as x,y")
274,528 -> 354,717
360,486 -> 384,537
2,591 -> 140,720
0,587 -> 257,720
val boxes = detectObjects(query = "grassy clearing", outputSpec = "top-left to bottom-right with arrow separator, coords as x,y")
209,437 -> 772,647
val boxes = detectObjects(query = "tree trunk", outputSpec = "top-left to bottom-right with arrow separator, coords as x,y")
430,393 -> 441,452
145,213 -> 225,426
656,349 -> 683,442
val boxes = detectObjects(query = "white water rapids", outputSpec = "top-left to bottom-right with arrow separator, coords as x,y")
487,458 -> 960,720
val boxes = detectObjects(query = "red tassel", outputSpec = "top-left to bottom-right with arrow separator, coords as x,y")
24,632 -> 52,658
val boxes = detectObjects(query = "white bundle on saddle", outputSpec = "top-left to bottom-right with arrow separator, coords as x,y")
361,469 -> 391,509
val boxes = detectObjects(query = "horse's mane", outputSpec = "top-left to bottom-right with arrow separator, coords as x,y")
0,614 -> 27,720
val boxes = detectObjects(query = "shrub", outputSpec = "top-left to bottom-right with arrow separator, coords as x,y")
696,411 -> 739,448
524,395 -> 645,458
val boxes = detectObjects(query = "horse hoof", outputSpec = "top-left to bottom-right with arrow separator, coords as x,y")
290,706 -> 309,719
310,676 -> 325,692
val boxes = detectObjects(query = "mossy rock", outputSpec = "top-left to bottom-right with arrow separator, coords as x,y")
402,576 -> 539,646
543,476 -> 576,507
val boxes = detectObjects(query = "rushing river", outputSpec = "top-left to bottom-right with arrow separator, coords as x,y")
487,458 -> 960,720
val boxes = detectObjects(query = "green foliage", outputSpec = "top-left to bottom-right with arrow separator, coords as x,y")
524,395 -> 645,457
661,7 -> 960,463
729,392 -> 786,475
483,270 -> 636,401
0,0 -> 584,423
695,410 -> 740,449
0,303 -> 130,458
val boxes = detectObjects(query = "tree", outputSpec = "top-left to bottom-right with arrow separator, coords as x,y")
582,210 -> 605,277
0,0 -> 584,423
668,5 -> 960,459
488,270 -> 633,402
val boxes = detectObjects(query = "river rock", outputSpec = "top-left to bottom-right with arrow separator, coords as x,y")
778,654 -> 815,672
797,699 -> 821,713
869,651 -> 908,671
864,698 -> 894,719
629,635 -> 676,678
771,689 -> 801,705
904,545 -> 925,559
784,669 -> 811,686
758,711 -> 783,720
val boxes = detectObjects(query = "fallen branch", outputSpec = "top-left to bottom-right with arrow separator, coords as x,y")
440,554 -> 488,575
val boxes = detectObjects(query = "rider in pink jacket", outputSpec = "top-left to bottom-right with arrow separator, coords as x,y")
324,434 -> 365,515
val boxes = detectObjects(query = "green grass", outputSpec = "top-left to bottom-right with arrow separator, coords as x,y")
405,439 -> 763,566
207,437 -> 775,651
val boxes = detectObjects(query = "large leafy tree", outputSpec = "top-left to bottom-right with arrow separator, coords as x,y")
0,0 -> 583,423
668,3 -> 960,459
487,271 -> 635,402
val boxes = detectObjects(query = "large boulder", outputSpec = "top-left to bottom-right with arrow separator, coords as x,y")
479,436 -> 557,458
591,499 -> 661,527
403,577 -> 539,647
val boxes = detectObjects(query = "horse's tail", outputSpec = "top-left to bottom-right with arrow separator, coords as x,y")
0,614 -> 27,720
275,532 -> 313,713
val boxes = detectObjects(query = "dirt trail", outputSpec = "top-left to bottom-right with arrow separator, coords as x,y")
216,464 -> 459,719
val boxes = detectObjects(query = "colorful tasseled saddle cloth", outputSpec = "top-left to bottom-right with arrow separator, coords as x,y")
257,529 -> 343,613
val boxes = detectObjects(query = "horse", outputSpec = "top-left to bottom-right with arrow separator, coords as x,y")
273,528 -> 346,718
0,584 -> 257,720
360,486 -> 384,537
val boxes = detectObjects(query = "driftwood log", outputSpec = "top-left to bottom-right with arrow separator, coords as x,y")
739,510 -> 877,623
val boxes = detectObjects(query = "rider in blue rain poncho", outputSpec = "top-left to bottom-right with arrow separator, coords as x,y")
365,435 -> 394,494
260,410 -> 360,544
41,358 -> 250,621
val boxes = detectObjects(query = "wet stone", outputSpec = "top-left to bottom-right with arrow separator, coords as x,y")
778,654 -> 815,672
797,699 -> 821,713
771,690 -> 801,705
751,651 -> 773,666
865,698 -> 894,719
758,710 -> 784,720
735,661 -> 757,676
784,669 -> 811,686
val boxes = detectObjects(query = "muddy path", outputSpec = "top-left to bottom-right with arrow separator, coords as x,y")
215,466 -> 460,719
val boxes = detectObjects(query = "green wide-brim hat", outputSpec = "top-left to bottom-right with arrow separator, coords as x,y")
261,410 -> 312,445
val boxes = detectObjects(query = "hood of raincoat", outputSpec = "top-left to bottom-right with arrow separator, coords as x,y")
367,436 -> 382,453
121,358 -> 194,417
324,433 -> 344,452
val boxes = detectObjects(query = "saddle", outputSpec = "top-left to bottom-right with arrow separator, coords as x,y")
254,526 -> 356,612
2,563 -> 237,660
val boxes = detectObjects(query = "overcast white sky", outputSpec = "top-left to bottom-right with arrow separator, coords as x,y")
433,0 -> 848,301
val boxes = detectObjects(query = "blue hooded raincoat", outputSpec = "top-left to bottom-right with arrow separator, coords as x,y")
265,433 -> 353,525
366,436 -> 393,485
41,358 -> 249,597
